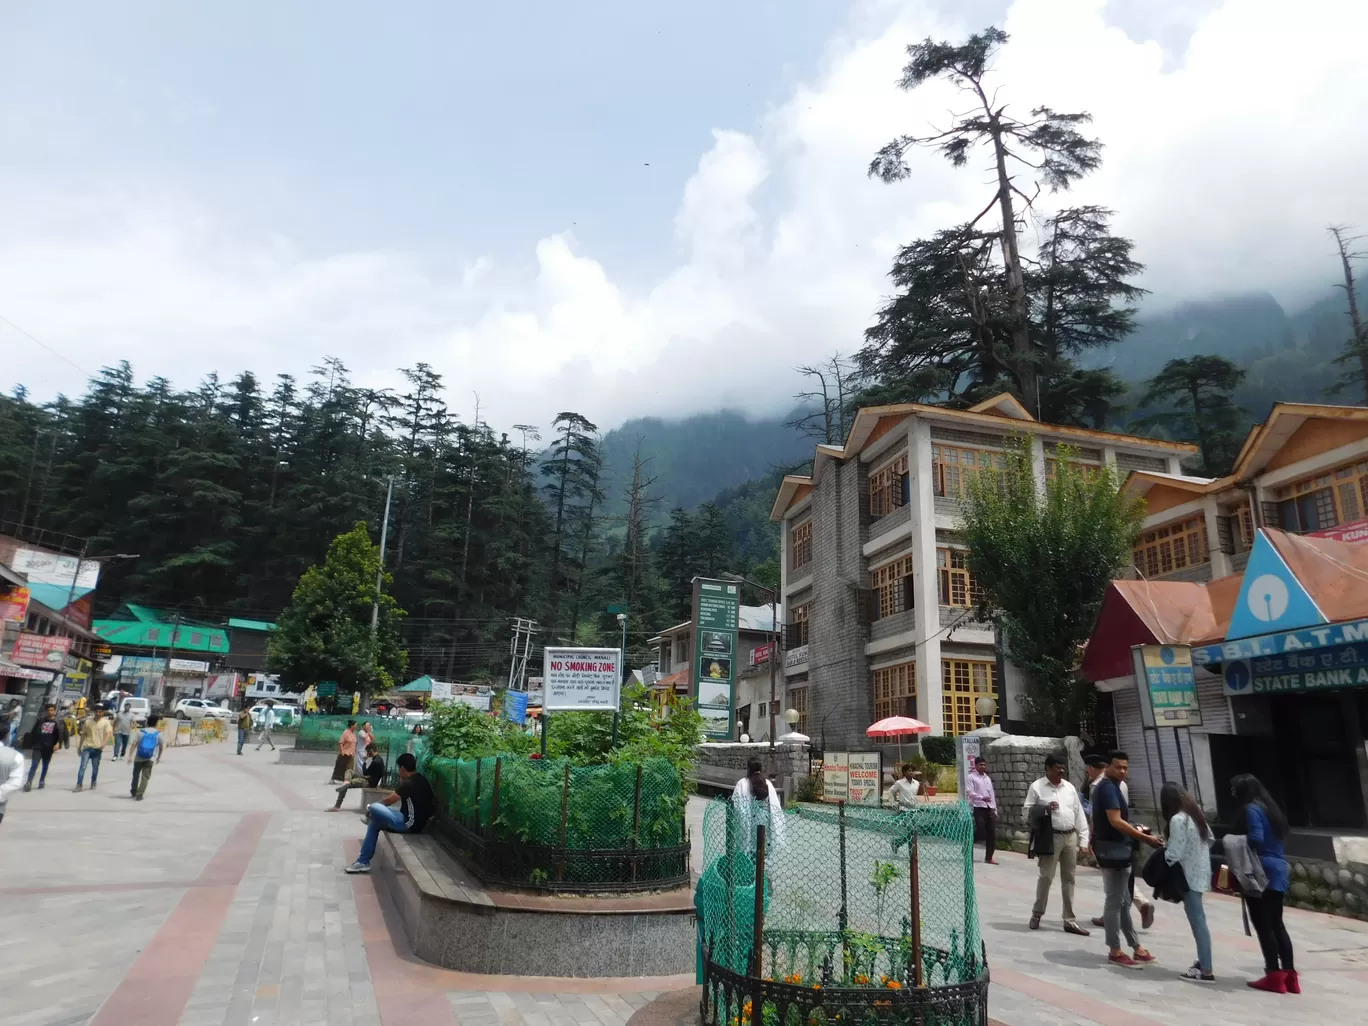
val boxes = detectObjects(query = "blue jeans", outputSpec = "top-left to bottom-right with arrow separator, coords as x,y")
77,748 -> 103,787
26,749 -> 52,786
113,733 -> 130,758
1182,889 -> 1212,973
237,728 -> 248,754
357,803 -> 407,865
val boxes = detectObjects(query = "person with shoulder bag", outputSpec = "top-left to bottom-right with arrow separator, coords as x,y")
1158,783 -> 1215,983
1090,752 -> 1162,969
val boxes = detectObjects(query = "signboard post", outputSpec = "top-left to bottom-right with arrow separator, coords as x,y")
821,752 -> 849,802
846,752 -> 882,805
691,578 -> 742,739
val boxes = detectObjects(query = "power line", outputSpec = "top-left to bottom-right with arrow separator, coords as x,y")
0,313 -> 90,378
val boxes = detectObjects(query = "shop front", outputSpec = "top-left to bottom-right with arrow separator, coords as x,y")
1083,527 -> 1368,855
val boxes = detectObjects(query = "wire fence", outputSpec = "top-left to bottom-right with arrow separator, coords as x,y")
416,751 -> 691,892
294,715 -> 416,753
697,797 -> 988,1026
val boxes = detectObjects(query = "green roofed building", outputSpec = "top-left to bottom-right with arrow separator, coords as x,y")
93,604 -> 229,653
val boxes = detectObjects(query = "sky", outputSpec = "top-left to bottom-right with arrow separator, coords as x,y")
1,0 -> 1365,434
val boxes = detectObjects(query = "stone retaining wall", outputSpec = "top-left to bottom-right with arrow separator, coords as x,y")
978,733 -> 1084,851
1288,855 -> 1368,920
696,741 -> 809,791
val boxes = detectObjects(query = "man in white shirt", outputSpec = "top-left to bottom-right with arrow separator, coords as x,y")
0,739 -> 25,826
888,764 -> 922,810
1025,753 -> 1090,935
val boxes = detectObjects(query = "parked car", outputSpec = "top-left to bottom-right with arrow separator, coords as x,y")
118,697 -> 152,725
249,703 -> 300,728
174,698 -> 233,722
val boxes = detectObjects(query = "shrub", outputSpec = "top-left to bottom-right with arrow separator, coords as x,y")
920,735 -> 956,765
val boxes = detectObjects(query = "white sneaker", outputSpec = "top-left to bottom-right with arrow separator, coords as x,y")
344,861 -> 371,874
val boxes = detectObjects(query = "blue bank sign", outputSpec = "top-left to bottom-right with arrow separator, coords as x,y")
1194,617 -> 1368,667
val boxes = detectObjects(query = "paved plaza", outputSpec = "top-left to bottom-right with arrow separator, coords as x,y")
2,741 -> 1367,1026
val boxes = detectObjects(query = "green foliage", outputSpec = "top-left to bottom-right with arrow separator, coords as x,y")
961,440 -> 1146,730
1140,355 -> 1247,475
267,522 -> 407,694
426,700 -> 534,759
548,683 -> 703,778
919,735 -> 956,765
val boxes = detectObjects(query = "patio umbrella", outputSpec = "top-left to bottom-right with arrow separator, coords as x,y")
865,715 -> 931,766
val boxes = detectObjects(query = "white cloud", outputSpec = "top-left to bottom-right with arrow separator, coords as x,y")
2,0 -> 1366,432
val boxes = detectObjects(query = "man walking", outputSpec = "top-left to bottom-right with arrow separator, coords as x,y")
22,704 -> 67,791
112,702 -> 135,761
130,721 -> 164,801
74,706 -> 114,791
0,735 -> 24,826
1091,751 -> 1162,968
254,700 -> 277,751
966,755 -> 999,865
889,763 -> 922,810
236,705 -> 253,755
332,720 -> 358,784
1025,753 -> 1090,935
1083,754 -> 1156,930
345,752 -> 434,873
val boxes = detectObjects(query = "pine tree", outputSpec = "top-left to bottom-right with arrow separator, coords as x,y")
1141,356 -> 1246,476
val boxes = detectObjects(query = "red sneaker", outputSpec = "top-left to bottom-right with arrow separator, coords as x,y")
1284,970 -> 1300,994
1248,971 -> 1287,994
1108,952 -> 1142,969
1132,949 -> 1156,963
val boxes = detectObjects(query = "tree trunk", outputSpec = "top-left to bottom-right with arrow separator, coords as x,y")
1331,227 -> 1368,404
990,121 -> 1036,413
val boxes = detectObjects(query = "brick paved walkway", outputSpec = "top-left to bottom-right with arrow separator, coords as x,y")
2,743 -> 1365,1025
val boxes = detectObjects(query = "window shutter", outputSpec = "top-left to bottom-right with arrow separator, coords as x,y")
901,574 -> 917,611
899,472 -> 911,509
1216,515 -> 1235,555
1261,502 -> 1281,529
786,622 -> 799,648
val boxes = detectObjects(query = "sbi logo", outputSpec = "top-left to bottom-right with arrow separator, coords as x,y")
1224,660 -> 1252,693
1247,574 -> 1290,623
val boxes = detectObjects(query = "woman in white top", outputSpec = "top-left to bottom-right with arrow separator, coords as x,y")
1161,782 -> 1215,983
732,758 -> 786,851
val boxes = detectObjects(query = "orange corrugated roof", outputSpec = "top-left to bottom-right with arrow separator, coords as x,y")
1266,529 -> 1368,624
651,669 -> 689,691
1107,580 -> 1215,645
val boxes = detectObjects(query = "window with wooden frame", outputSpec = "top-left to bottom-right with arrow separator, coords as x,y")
786,603 -> 810,649
1044,458 -> 1103,481
791,520 -> 813,570
789,686 -> 808,735
871,555 -> 915,619
869,454 -> 910,518
932,444 -> 1007,499
1236,504 -> 1256,551
1132,516 -> 1209,578
873,661 -> 916,722
941,659 -> 997,737
936,548 -> 983,607
1273,459 -> 1368,533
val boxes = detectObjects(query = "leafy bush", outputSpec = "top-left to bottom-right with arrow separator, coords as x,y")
920,735 -> 956,765
427,700 -> 535,760
935,764 -> 959,794
546,683 -> 703,778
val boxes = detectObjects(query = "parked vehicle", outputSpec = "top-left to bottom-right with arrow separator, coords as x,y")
118,697 -> 152,725
174,698 -> 233,722
249,703 -> 300,728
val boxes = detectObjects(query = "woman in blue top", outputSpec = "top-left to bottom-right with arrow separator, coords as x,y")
1231,774 -> 1296,995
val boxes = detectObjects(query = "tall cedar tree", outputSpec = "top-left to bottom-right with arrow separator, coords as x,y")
1327,225 -> 1368,403
1141,356 -> 1246,476
540,413 -> 602,642
869,27 -> 1131,419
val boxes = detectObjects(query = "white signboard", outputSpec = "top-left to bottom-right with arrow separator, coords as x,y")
430,679 -> 455,702
168,658 -> 210,674
847,752 -> 883,806
205,673 -> 237,698
10,549 -> 101,590
542,647 -> 621,711
821,752 -> 849,802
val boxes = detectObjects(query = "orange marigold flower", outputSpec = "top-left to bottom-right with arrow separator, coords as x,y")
885,980 -> 903,990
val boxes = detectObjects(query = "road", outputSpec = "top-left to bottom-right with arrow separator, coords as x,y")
3,741 -> 1367,1026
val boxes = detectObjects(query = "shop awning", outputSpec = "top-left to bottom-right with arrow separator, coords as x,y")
397,675 -> 433,693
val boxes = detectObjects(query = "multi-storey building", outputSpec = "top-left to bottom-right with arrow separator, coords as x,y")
769,393 -> 1197,752
1125,401 -> 1368,580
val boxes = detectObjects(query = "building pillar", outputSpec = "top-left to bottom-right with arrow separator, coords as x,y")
910,418 -> 945,734
1030,435 -> 1048,496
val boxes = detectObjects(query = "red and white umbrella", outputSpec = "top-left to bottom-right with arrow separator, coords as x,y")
865,715 -> 931,765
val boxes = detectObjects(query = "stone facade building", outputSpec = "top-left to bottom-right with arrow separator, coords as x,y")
769,393 -> 1196,753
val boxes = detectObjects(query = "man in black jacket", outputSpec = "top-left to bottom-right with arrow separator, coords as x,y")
328,743 -> 386,811
22,704 -> 67,791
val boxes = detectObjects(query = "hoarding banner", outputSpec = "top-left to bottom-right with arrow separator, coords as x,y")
12,632 -> 73,669
2,665 -> 54,682
0,586 -> 31,622
168,658 -> 209,674
9,549 -> 101,590
1137,645 -> 1202,727
692,578 -> 741,739
206,673 -> 237,698
1312,519 -> 1368,545
1223,640 -> 1368,696
430,679 -> 455,702
504,689 -> 529,724
121,656 -> 166,677
846,752 -> 882,805
821,752 -> 849,802
1192,616 -> 1368,665
542,647 -> 621,711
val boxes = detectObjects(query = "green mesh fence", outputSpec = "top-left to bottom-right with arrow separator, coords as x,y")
295,716 -> 416,753
416,751 -> 691,891
697,797 -> 986,1026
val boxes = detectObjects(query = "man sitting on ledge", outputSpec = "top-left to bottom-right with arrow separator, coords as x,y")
345,752 -> 434,874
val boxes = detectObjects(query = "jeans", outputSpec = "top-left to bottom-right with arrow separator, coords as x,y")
237,728 -> 248,754
77,747 -> 103,787
1102,866 -> 1140,951
972,806 -> 997,862
357,802 -> 407,865
26,749 -> 53,786
113,733 -> 130,759
1032,832 -> 1078,921
1182,889 -> 1213,972
1247,889 -> 1294,972
255,727 -> 274,750
131,758 -> 154,798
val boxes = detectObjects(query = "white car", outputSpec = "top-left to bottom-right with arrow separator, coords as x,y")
249,703 -> 300,728
116,697 -> 152,725
174,698 -> 233,722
